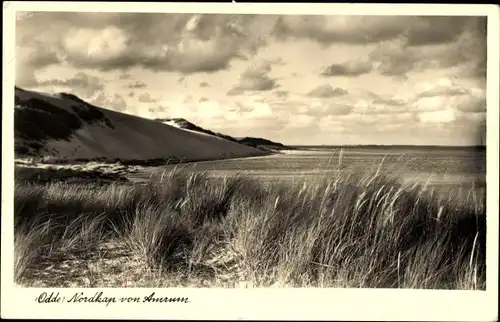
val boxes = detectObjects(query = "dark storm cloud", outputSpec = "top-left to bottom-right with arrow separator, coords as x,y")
368,17 -> 487,78
273,16 -> 480,47
307,84 -> 348,98
321,60 -> 373,77
449,17 -> 487,79
228,61 -> 278,95
404,17 -> 470,46
272,16 -> 407,44
128,81 -> 147,89
138,93 -> 158,103
37,72 -> 104,98
368,40 -> 417,78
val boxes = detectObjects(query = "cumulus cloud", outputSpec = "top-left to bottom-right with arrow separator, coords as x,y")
411,78 -> 486,121
16,14 -> 486,83
321,60 -> 373,76
307,84 -> 348,98
17,13 -> 276,74
228,61 -> 278,95
416,78 -> 469,99
119,73 -> 132,79
455,95 -> 486,113
226,87 -> 244,96
15,40 -> 60,86
138,92 -> 158,103
36,71 -> 104,98
371,98 -> 407,107
92,92 -> 127,112
353,97 -> 409,115
264,57 -> 286,66
128,81 -> 147,89
148,105 -> 166,115
274,90 -> 289,98
231,102 -> 255,113
285,114 -> 316,129
61,26 -> 130,70
322,103 -> 353,116
345,112 -> 419,128
417,108 -> 457,124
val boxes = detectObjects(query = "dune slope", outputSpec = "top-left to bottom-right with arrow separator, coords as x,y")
155,117 -> 289,150
14,87 -> 270,162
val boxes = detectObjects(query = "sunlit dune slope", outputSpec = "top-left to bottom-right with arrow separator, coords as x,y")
14,87 -> 270,162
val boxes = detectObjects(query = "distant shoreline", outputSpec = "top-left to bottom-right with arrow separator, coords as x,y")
291,145 -> 486,150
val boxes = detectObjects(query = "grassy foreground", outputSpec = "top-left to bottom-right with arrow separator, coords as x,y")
14,166 -> 486,289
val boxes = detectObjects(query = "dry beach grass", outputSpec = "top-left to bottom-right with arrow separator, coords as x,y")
13,161 -> 486,289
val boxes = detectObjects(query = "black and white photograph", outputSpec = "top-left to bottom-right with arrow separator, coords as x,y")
2,2 -> 499,320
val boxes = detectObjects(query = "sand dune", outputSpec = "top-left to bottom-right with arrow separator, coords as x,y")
14,87 -> 270,163
155,117 -> 289,150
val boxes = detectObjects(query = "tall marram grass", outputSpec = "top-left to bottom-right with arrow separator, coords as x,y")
13,167 -> 486,288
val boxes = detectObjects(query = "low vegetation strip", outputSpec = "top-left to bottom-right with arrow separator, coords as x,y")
15,165 -> 130,185
14,167 -> 486,288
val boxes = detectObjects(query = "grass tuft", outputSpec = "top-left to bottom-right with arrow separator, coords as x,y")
13,167 -> 486,288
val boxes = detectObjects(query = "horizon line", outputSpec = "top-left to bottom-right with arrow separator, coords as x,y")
289,144 -> 486,148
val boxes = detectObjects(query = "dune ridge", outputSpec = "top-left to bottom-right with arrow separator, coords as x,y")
14,87 -> 271,163
155,117 -> 289,151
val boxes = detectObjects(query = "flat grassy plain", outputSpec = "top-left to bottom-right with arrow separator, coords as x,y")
13,147 -> 486,288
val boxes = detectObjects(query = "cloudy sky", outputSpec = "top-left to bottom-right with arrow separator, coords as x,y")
15,13 -> 487,145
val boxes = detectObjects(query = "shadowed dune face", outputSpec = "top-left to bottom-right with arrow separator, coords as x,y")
15,91 -> 114,155
14,87 -> 270,163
